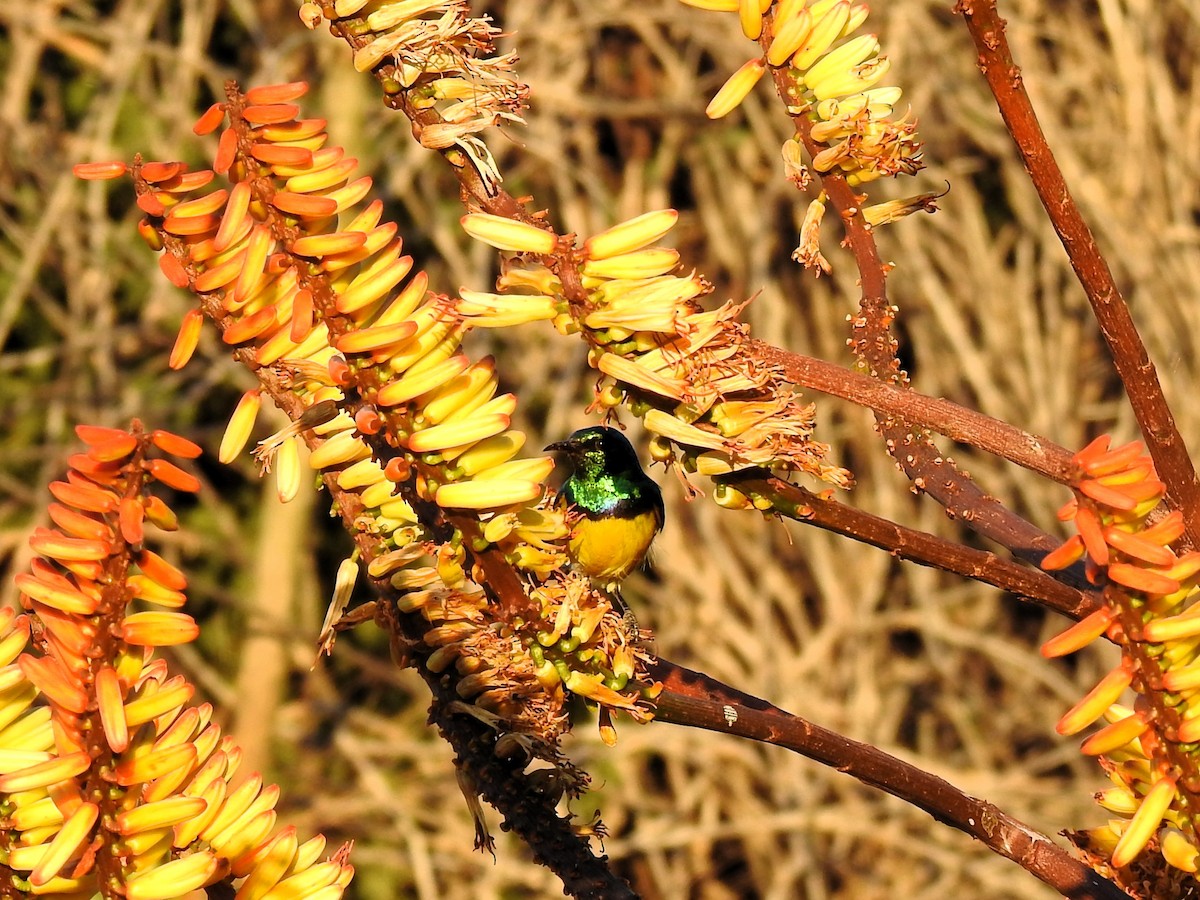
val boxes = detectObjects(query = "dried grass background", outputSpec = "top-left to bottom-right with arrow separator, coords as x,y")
3,1 -> 1200,897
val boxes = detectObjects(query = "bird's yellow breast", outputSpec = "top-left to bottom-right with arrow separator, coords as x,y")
567,511 -> 660,584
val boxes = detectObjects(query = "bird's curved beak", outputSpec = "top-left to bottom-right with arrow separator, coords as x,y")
544,439 -> 572,453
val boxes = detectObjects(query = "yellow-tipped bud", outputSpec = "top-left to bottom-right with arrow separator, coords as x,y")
460,214 -> 558,255
436,479 -> 543,510
220,389 -> 262,464
407,414 -> 510,453
1111,777 -> 1176,868
583,209 -> 679,260
376,353 -> 472,407
125,850 -> 219,900
737,0 -> 762,39
705,58 -> 766,119
768,8 -> 814,67
803,33 -> 879,91
793,1 -> 851,70
1055,666 -> 1132,736
454,431 -> 527,477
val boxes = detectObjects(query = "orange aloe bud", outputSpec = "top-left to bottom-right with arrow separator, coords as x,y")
86,431 -> 137,462
125,850 -> 218,900
28,800 -> 98,887
291,231 -> 368,258
120,611 -> 200,646
0,750 -> 90,792
290,289 -> 315,342
146,458 -> 201,493
243,103 -> 300,125
18,655 -> 89,713
13,573 -> 96,616
73,160 -> 128,180
113,742 -> 198,787
151,429 -> 202,459
1112,776 -> 1177,868
193,103 -> 226,135
1040,534 -> 1085,572
333,320 -> 418,355
158,251 -> 191,288
1080,439 -> 1145,477
48,479 -> 118,513
118,498 -> 145,546
1079,713 -> 1148,756
1040,607 -> 1117,658
1077,478 -> 1141,511
250,143 -> 315,166
142,495 -> 179,531
1056,665 -> 1132,736
222,305 -> 280,345
1073,506 -> 1109,566
1107,562 -> 1179,596
47,503 -> 111,541
74,423 -> 126,446
1102,525 -> 1175,566
169,309 -> 205,370
95,665 -> 129,752
29,529 -> 111,562
246,81 -> 309,104
138,549 -> 187,591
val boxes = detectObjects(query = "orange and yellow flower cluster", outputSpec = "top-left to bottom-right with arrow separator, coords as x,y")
1043,436 -> 1200,871
6,423 -> 352,897
462,208 -> 853,500
76,81 -> 658,746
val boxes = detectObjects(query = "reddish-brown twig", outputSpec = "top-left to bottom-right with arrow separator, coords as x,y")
957,0 -> 1200,551
650,660 -> 1131,900
728,472 -> 1103,621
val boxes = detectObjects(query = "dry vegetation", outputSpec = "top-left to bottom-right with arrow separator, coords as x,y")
3,1 -> 1200,897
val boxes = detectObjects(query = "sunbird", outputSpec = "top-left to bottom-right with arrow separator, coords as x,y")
545,426 -> 664,592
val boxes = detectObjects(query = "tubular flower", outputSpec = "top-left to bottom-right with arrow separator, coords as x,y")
5,423 -> 352,897
483,211 -> 853,491
1041,436 -> 1200,873
305,0 -> 528,190
78,81 -> 659,748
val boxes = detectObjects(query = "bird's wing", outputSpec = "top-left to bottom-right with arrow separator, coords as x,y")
650,483 -> 665,534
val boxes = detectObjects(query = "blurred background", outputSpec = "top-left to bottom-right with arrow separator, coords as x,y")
3,0 -> 1200,896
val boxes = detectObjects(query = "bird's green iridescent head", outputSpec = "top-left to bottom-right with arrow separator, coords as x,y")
545,426 -> 643,482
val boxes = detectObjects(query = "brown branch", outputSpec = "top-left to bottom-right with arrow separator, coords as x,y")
956,0 -> 1200,551
649,659 -> 1131,900
751,340 -> 1075,482
727,472 -> 1103,622
760,20 -> 1071,573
